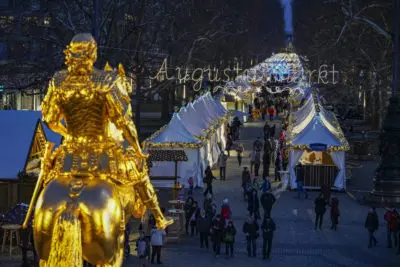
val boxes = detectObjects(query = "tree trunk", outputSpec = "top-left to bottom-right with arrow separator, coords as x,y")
161,89 -> 170,121
135,74 -> 141,137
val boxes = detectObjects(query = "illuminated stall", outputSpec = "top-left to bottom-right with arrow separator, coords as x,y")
286,90 -> 349,190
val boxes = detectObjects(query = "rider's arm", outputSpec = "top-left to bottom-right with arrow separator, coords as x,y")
105,82 -> 145,158
41,78 -> 68,137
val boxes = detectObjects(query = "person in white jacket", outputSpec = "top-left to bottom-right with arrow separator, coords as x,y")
151,226 -> 166,264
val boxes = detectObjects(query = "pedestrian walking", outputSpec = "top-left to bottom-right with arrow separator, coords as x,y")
249,150 -> 256,174
261,216 -> 276,260
150,226 -> 166,264
221,198 -> 232,224
203,166 -> 215,197
269,124 -> 276,138
330,197 -> 340,230
203,194 -> 215,219
223,220 -> 237,258
218,151 -> 228,180
248,188 -> 260,220
263,122 -> 270,141
254,151 -> 261,177
314,193 -> 327,230
190,201 -> 200,236
274,152 -> 281,182
296,163 -> 308,199
268,106 -> 275,121
197,209 -> 211,249
253,137 -> 263,152
184,196 -> 195,235
260,176 -> 271,193
243,215 -> 259,257
242,167 -> 251,200
188,176 -> 194,196
211,214 -> 224,257
365,207 -> 379,248
384,207 -> 399,248
260,189 -> 276,218
235,143 -> 244,166
136,231 -> 150,267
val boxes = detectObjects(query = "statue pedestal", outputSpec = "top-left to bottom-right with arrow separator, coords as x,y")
366,97 -> 400,207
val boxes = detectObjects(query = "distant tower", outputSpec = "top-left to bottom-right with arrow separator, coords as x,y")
280,0 -> 294,48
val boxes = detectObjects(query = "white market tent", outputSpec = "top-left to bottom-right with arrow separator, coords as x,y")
286,90 -> 349,190
144,93 -> 228,188
144,112 -> 206,188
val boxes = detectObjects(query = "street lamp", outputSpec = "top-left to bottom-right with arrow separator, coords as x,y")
367,0 -> 400,206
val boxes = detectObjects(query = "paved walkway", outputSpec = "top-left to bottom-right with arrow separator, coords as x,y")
126,120 -> 399,267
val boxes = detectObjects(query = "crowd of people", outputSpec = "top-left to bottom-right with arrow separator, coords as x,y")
132,92 -> 400,267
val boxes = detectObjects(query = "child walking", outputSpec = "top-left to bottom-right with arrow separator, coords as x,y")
330,197 -> 340,230
136,231 -> 150,267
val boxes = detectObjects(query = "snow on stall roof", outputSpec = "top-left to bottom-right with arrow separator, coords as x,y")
0,110 -> 62,180
149,113 -> 200,144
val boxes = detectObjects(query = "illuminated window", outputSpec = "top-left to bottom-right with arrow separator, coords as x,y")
124,13 -> 134,22
44,17 -> 51,25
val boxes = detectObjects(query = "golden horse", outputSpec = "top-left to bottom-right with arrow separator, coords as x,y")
23,33 -> 172,267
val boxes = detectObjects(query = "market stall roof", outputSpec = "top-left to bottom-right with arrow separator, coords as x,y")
287,90 -> 349,151
193,95 -> 216,124
178,103 -> 209,136
145,112 -> 202,148
148,149 -> 188,162
0,110 -> 62,180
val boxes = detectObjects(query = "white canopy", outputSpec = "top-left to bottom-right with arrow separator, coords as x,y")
287,91 -> 349,190
146,113 -> 205,188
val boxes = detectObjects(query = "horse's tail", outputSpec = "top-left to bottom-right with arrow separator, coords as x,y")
46,210 -> 83,267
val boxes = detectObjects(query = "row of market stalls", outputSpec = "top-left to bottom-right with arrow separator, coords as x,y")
144,92 -> 228,187
219,47 -> 350,191
286,89 -> 350,190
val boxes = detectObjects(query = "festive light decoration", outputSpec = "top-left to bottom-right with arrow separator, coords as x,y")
286,89 -> 349,152
24,33 -> 172,267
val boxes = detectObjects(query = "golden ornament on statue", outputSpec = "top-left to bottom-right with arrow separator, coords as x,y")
23,33 -> 172,267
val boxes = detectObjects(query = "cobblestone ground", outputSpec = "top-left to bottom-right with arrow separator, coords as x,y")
126,120 -> 398,267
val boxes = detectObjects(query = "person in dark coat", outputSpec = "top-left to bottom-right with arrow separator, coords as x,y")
203,166 -> 215,197
254,151 -> 261,177
330,197 -> 340,231
274,152 -> 281,182
260,190 -> 276,218
184,197 -> 195,235
243,215 -> 259,257
203,195 -> 214,219
269,124 -> 276,138
197,209 -> 211,248
241,166 -> 251,199
365,207 -> 379,248
263,122 -> 270,141
223,220 -> 237,258
261,216 -> 276,259
314,193 -> 327,230
296,163 -> 308,199
210,214 -> 225,257
247,188 -> 260,220
262,151 -> 270,177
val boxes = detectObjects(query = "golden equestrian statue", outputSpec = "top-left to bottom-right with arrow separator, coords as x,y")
22,33 -> 172,267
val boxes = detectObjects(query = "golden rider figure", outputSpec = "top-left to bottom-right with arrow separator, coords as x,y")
23,33 -> 172,267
